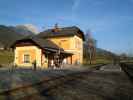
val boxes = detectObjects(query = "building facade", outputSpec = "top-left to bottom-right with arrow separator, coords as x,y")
12,26 -> 85,68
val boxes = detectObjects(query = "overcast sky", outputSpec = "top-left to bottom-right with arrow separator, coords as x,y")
0,0 -> 133,54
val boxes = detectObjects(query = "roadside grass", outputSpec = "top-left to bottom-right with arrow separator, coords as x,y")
120,60 -> 133,64
0,50 -> 14,65
95,59 -> 112,64
83,59 -> 111,65
83,58 -> 112,68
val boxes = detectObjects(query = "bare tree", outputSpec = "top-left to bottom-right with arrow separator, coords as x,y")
86,30 -> 96,64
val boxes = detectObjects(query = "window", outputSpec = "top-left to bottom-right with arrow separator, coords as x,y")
24,54 -> 30,63
75,39 -> 78,48
75,39 -> 81,49
61,39 -> 67,42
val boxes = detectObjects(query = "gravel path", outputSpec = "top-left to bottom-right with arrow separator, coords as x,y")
38,71 -> 133,100
0,65 -> 133,100
100,64 -> 121,71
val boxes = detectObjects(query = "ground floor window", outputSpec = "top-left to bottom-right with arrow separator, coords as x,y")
23,54 -> 30,63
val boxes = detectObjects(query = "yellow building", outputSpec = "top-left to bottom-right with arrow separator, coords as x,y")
12,26 -> 85,68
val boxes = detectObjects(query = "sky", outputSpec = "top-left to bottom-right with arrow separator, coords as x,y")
0,0 -> 133,55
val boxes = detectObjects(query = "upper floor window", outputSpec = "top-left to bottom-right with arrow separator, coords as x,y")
59,39 -> 69,49
75,39 -> 81,49
61,39 -> 67,42
23,54 -> 30,63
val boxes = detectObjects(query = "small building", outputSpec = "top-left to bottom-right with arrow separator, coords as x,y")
12,25 -> 85,68
12,37 -> 72,68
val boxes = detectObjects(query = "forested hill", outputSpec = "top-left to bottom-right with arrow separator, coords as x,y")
0,25 -> 24,48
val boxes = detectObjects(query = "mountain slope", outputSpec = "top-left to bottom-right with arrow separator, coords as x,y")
83,43 -> 116,63
9,24 -> 38,36
0,25 -> 24,48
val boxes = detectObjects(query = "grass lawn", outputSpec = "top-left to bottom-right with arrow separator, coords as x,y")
83,58 -> 112,66
0,50 -> 14,65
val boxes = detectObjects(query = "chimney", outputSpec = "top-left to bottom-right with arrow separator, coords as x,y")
53,23 -> 59,32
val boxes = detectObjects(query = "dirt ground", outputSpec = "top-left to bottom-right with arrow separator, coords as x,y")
39,71 -> 133,100
0,64 -> 133,100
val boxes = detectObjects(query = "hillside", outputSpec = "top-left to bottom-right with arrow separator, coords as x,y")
9,24 -> 38,36
0,25 -> 24,48
83,43 -> 117,64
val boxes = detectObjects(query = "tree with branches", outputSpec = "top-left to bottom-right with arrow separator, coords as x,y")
85,30 -> 97,64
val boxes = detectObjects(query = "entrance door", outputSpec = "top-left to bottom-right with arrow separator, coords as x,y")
48,54 -> 54,69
